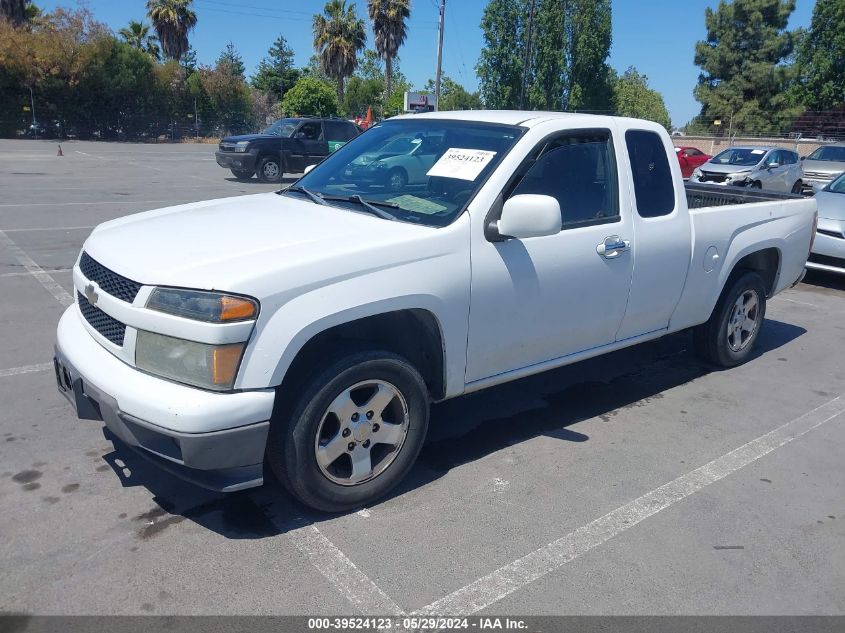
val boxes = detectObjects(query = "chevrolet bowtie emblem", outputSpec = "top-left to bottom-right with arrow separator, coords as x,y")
84,282 -> 99,305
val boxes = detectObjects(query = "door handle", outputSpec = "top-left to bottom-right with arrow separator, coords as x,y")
597,236 -> 630,259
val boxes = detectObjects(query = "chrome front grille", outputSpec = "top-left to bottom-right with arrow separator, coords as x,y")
79,252 -> 142,303
219,143 -> 236,152
700,171 -> 728,183
804,171 -> 834,180
77,291 -> 126,346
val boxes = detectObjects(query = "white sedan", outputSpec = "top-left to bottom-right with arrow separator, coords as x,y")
343,135 -> 443,191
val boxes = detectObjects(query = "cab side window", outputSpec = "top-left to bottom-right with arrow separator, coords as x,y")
296,122 -> 323,140
509,131 -> 619,229
325,121 -> 356,142
626,130 -> 675,218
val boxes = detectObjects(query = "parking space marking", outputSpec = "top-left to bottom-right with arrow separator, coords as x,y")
1,226 -> 93,233
0,200 -> 192,208
0,362 -> 54,378
288,524 -> 406,615
0,268 -> 71,278
0,229 -> 73,307
414,394 -> 845,616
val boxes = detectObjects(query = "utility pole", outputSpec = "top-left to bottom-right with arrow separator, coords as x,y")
520,0 -> 536,110
29,86 -> 37,139
434,0 -> 445,112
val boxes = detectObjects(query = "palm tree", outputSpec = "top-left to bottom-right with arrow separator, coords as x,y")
146,0 -> 197,61
313,0 -> 366,103
367,0 -> 409,99
118,20 -> 161,61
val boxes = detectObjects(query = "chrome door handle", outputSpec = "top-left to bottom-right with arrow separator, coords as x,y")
596,236 -> 630,259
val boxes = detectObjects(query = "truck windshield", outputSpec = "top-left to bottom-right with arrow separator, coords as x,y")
711,148 -> 767,167
807,146 -> 845,162
262,119 -> 299,137
285,119 -> 524,227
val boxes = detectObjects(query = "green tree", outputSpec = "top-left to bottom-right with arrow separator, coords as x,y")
424,75 -> 482,111
611,67 -> 672,130
477,0 -> 613,111
795,0 -> 845,111
313,0 -> 366,103
146,0 -> 197,61
1,0 -> 30,25
118,20 -> 161,61
367,0 -> 409,99
199,60 -> 253,135
694,0 -> 801,135
282,75 -> 339,117
180,46 -> 197,74
343,76 -> 383,117
476,0 -> 526,109
216,41 -> 245,78
251,35 -> 300,101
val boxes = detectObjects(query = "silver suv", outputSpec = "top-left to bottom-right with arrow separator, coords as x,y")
801,143 -> 845,194
690,146 -> 803,193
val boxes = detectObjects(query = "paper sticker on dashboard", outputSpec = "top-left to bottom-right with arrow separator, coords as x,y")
426,148 -> 497,181
751,149 -> 766,154
386,195 -> 447,215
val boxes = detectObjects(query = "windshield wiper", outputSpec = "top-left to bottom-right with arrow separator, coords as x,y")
285,186 -> 328,206
321,194 -> 399,220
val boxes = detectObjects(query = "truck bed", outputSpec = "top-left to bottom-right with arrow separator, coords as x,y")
685,182 -> 804,209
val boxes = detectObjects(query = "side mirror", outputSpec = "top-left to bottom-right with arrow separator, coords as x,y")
303,164 -> 316,175
800,156 -> 806,161
495,194 -> 562,240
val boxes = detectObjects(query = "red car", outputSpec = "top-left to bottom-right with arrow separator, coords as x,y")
675,146 -> 711,179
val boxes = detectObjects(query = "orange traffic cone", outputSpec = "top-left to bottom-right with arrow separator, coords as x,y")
57,145 -> 63,157
363,106 -> 373,130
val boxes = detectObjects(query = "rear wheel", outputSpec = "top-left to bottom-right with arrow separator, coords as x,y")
257,156 -> 283,182
267,349 -> 429,512
230,168 -> 254,180
386,168 -> 408,192
694,271 -> 767,368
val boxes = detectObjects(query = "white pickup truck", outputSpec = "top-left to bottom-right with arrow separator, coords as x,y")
54,111 -> 817,512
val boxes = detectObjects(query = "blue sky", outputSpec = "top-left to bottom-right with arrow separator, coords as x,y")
39,0 -> 815,126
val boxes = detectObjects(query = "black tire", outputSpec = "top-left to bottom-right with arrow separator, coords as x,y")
693,271 -> 767,368
230,168 -> 254,180
750,181 -> 762,189
791,180 -> 802,194
266,349 -> 429,512
385,167 -> 408,192
257,155 -> 283,182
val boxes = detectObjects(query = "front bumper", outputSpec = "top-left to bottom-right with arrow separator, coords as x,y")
802,177 -> 834,195
807,223 -> 845,274
54,306 -> 274,492
215,150 -> 258,173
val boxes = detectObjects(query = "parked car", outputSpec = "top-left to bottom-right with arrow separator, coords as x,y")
342,133 -> 444,190
689,146 -> 804,193
806,171 -> 845,274
675,146 -> 711,179
215,117 -> 361,182
55,112 -> 816,512
800,143 -> 845,194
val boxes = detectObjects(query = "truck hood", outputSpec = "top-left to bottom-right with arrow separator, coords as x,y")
814,189 -> 845,221
221,134 -> 281,143
82,192 -> 440,295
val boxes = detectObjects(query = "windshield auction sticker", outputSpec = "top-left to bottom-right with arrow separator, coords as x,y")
427,148 -> 497,181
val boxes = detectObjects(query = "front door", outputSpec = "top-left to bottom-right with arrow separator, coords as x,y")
465,128 -> 634,383
289,121 -> 326,171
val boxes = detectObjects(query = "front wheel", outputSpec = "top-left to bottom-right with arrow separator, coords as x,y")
267,350 -> 429,512
791,180 -> 803,194
694,271 -> 767,368
257,156 -> 283,182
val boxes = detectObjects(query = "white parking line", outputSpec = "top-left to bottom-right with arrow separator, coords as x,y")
0,200 -> 193,208
0,230 -> 73,306
0,226 -> 93,233
288,524 -> 406,615
0,268 -> 71,278
414,394 -> 845,616
0,362 -> 53,378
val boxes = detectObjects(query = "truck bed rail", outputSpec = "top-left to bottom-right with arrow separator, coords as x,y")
685,183 -> 803,210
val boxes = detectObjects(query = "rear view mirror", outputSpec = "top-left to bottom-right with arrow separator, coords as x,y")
495,194 -> 562,240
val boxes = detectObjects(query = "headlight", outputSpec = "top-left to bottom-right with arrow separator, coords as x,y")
692,168 -> 702,179
147,288 -> 258,322
135,330 -> 245,391
234,141 -> 250,153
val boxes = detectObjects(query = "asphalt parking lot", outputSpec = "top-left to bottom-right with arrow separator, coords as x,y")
1,138 -> 844,617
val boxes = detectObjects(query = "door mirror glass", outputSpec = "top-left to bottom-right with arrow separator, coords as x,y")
303,164 -> 316,175
496,194 -> 562,240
